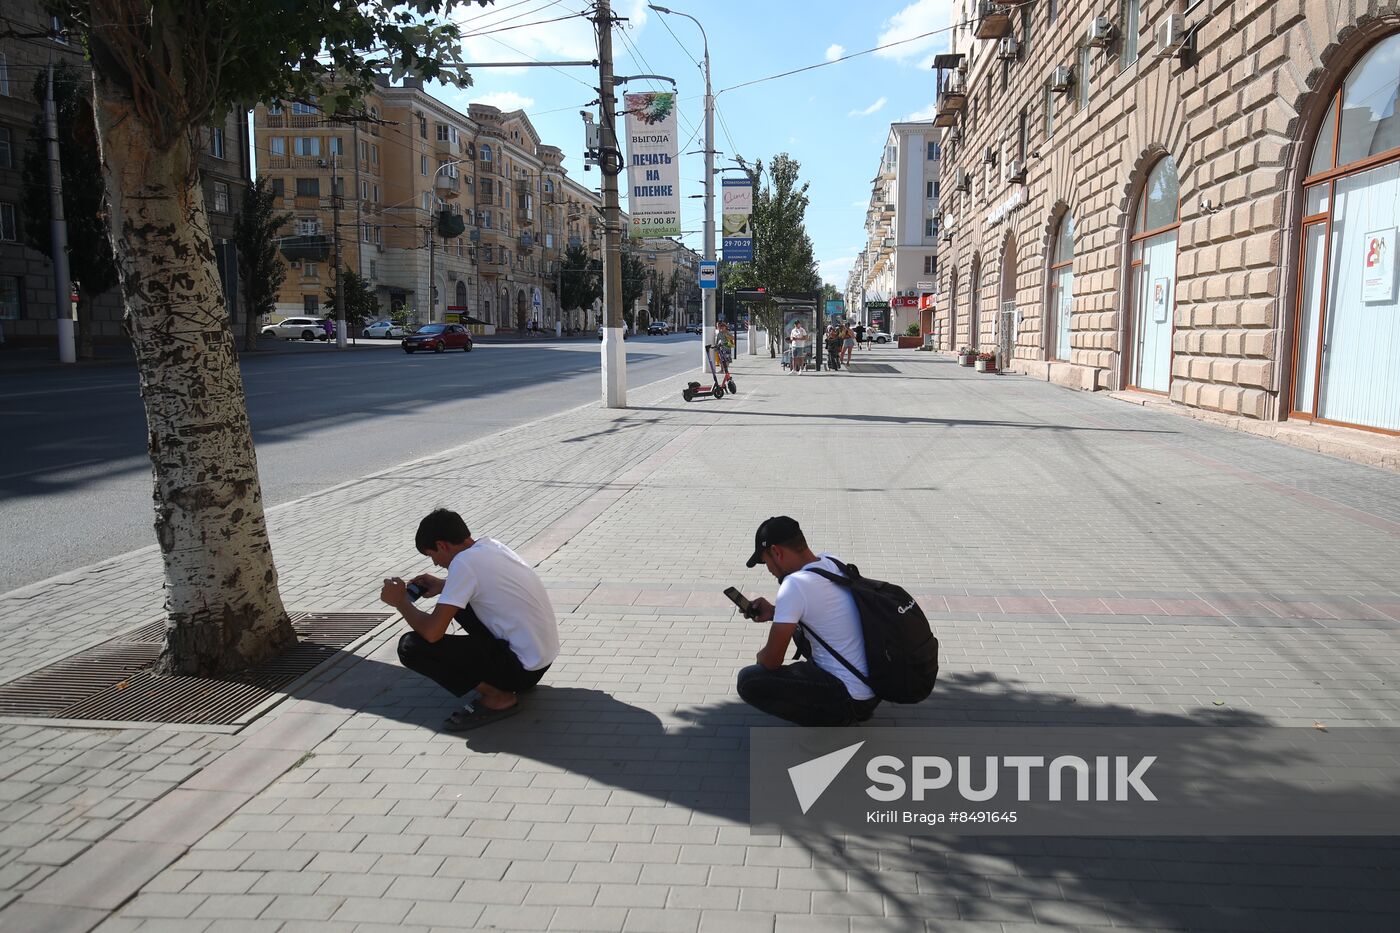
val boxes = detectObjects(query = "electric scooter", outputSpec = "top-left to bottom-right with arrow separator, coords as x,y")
682,344 -> 738,402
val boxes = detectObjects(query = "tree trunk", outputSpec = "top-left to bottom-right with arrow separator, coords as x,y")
93,75 -> 296,676
243,293 -> 260,353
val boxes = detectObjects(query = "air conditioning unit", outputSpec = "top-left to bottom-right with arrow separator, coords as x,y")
1050,65 -> 1074,93
997,37 -> 1019,61
1087,15 -> 1116,48
948,126 -> 963,143
982,146 -> 998,166
1003,159 -> 1025,183
941,227 -> 954,243
1157,13 -> 1189,55
953,168 -> 970,193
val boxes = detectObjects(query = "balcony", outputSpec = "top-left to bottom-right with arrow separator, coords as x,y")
278,235 -> 332,262
518,233 -> 535,249
934,76 -> 967,127
974,2 -> 1014,40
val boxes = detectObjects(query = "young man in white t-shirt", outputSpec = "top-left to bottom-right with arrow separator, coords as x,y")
380,509 -> 560,732
735,516 -> 880,726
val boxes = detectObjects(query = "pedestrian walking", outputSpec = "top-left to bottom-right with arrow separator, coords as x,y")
841,322 -> 856,367
788,320 -> 810,373
854,322 -> 866,349
380,509 -> 560,732
732,517 -> 879,726
824,325 -> 842,372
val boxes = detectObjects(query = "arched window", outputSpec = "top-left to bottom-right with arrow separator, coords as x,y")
480,144 -> 492,163
1126,156 -> 1179,392
1048,213 -> 1074,360
455,280 -> 467,308
1293,32 -> 1400,433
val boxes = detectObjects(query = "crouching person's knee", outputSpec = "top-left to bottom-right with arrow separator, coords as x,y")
736,663 -> 768,704
398,631 -> 429,669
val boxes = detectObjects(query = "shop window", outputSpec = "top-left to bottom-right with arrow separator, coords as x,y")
1292,33 -> 1400,432
1048,213 -> 1074,360
1126,156 -> 1179,393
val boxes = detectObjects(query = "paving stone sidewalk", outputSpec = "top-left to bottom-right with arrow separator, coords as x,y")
3,347 -> 1400,932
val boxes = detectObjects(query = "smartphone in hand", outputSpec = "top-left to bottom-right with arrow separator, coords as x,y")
406,582 -> 428,601
723,586 -> 757,619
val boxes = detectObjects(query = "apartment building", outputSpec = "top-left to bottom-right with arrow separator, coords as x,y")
0,0 -> 250,346
936,0 -> 1400,436
254,77 -> 621,332
635,239 -> 702,329
845,122 -> 942,336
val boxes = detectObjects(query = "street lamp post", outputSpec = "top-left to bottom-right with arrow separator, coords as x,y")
649,5 -> 714,371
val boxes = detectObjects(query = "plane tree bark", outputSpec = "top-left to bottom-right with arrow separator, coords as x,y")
57,0 -> 480,675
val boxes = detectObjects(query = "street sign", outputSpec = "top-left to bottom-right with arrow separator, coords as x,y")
699,260 -> 718,289
916,280 -> 934,290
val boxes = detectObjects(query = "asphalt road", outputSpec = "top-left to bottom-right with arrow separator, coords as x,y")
0,333 -> 711,593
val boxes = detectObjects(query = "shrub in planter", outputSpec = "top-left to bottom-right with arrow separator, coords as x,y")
957,346 -> 976,366
974,351 -> 998,373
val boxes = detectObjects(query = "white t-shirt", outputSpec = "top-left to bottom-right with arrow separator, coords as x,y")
437,538 -> 560,671
773,554 -> 873,700
789,327 -> 809,350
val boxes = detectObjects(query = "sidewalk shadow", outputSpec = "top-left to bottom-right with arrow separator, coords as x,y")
626,405 -> 1179,435
301,656 -> 1400,929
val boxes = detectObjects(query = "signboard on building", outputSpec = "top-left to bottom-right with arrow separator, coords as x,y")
1363,227 -> 1396,302
865,300 -> 888,328
986,187 -> 1027,227
698,260 -> 718,289
623,93 -> 681,238
722,177 -> 753,262
825,299 -> 845,320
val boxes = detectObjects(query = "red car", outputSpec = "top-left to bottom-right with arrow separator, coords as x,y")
402,323 -> 473,354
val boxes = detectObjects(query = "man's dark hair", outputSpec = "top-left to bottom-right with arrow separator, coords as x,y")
415,509 -> 471,552
778,531 -> 808,552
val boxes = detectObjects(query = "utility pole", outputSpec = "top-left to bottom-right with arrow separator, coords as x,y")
330,154 -> 347,348
596,0 -> 626,407
45,61 -> 75,364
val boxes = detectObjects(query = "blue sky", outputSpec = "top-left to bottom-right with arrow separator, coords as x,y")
431,0 -> 955,288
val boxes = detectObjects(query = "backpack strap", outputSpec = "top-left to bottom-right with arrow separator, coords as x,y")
791,561 -> 873,691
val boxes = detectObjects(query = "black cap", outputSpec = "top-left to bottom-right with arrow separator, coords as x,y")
746,516 -> 802,568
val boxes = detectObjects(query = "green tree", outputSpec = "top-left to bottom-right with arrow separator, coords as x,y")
323,268 -> 380,340
820,283 -> 841,303
233,177 -> 292,351
20,64 -> 119,361
559,243 -> 601,318
722,154 -> 821,355
49,0 -> 489,676
621,250 -> 647,331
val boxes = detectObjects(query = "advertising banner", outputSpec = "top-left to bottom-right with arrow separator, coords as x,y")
825,299 -> 845,321
722,177 -> 753,262
623,93 -> 681,238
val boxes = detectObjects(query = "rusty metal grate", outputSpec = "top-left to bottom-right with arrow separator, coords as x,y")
0,612 -> 390,725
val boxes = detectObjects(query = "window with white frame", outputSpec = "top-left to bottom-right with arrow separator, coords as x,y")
270,136 -> 286,155
480,144 -> 492,162
267,102 -> 283,115
420,155 -> 428,176
209,127 -> 225,158
370,144 -> 378,165
51,16 -> 68,43
1121,0 -> 1140,66
295,177 -> 318,197
924,219 -> 936,237
303,261 -> 318,278
296,217 -> 320,235
213,182 -> 229,213
294,136 -> 319,156
1077,45 -> 1091,109
291,100 -> 318,115
422,192 -> 431,211
369,260 -> 377,280
436,123 -> 449,141
329,137 -> 343,155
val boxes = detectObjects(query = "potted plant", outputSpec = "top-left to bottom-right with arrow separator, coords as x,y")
975,351 -> 998,373
957,346 -> 976,366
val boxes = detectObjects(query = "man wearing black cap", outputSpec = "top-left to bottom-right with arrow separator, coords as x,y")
735,516 -> 880,726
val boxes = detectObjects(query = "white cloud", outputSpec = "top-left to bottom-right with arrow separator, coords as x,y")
874,0 -> 955,64
848,96 -> 888,118
469,91 -> 536,112
819,254 -> 858,284
825,43 -> 846,62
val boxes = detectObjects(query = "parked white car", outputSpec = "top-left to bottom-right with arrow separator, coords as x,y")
871,331 -> 895,344
363,320 -> 405,339
261,316 -> 333,341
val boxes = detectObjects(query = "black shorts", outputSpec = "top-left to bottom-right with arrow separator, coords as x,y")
397,606 -> 550,696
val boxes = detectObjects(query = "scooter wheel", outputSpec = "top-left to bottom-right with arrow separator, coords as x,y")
682,388 -> 693,402
727,379 -> 737,394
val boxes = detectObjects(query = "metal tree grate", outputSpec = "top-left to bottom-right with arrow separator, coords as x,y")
0,612 -> 391,725
846,363 -> 899,374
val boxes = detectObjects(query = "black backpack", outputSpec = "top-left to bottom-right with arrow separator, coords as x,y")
795,559 -> 939,704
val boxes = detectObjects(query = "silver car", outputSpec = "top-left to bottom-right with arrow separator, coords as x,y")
261,316 -> 332,341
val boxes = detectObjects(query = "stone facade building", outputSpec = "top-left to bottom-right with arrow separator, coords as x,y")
254,78 -> 624,333
845,122 -> 943,336
0,0 -> 250,348
936,0 -> 1400,436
